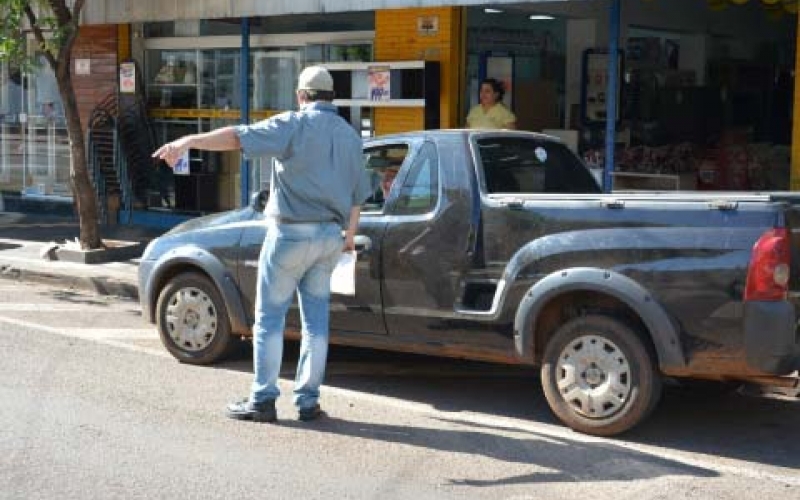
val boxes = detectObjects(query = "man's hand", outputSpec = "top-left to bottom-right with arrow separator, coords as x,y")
343,231 -> 355,252
344,205 -> 361,251
152,136 -> 192,168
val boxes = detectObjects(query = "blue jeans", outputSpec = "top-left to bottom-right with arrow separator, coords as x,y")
250,221 -> 343,410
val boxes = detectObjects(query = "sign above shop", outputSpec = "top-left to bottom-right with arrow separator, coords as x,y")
417,16 -> 439,35
75,59 -> 91,75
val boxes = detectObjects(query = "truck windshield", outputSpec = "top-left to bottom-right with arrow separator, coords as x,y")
476,137 -> 601,195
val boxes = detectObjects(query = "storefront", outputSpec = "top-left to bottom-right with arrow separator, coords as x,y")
132,0 -> 800,220
133,13 -> 375,220
1,1 -> 797,223
461,1 -> 796,191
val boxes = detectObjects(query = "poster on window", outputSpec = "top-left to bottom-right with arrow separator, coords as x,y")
119,62 -> 136,94
368,65 -> 390,101
581,49 -> 623,124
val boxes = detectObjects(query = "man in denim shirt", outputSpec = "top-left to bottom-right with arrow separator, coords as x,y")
153,66 -> 371,422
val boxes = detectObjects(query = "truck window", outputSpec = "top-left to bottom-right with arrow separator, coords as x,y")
363,144 -> 409,212
476,137 -> 601,194
390,141 -> 439,216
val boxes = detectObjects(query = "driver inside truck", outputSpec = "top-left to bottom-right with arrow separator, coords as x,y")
364,155 -> 403,210
380,161 -> 401,199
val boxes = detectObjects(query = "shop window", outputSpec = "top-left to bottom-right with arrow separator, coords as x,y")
147,50 -> 200,108
252,48 -> 303,111
0,50 -> 71,200
616,21 -> 796,191
465,7 -> 567,131
0,63 -> 24,185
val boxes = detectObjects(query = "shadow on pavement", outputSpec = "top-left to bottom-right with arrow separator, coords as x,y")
626,386 -> 800,471
217,342 -> 800,472
278,415 -> 716,486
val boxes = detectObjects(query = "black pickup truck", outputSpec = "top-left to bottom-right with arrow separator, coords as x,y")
139,129 -> 800,436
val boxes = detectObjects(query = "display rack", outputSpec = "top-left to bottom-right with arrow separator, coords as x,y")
322,60 -> 440,129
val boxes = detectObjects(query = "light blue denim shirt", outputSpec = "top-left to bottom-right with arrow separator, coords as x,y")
235,101 -> 371,228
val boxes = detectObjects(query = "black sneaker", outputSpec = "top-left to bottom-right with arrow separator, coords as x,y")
297,404 -> 325,422
226,398 -> 277,422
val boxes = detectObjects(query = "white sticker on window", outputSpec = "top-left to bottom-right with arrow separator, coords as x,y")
535,147 -> 548,163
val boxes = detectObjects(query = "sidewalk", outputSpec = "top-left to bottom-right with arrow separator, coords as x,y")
0,212 -> 164,300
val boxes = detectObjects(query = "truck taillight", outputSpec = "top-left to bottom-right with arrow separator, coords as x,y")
744,228 -> 790,301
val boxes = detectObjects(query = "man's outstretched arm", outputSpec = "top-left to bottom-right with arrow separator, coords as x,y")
152,126 -> 241,168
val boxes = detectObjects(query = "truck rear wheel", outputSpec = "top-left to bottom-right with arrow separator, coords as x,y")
541,314 -> 662,436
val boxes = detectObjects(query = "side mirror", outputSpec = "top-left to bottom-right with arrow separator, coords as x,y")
250,190 -> 268,212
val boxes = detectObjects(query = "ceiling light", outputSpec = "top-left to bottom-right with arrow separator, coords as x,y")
529,14 -> 555,20
484,8 -> 503,14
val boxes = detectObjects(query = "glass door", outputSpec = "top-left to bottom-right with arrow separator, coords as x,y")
23,51 -> 70,198
252,48 -> 303,112
0,63 -> 25,187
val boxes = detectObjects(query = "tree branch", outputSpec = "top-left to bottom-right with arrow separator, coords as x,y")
52,0 -> 85,65
22,4 -> 56,68
47,0 -> 72,26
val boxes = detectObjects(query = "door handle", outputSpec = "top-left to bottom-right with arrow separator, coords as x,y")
354,235 -> 372,253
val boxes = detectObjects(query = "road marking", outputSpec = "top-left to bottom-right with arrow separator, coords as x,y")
1,313 -> 799,487
0,315 -> 168,358
60,327 -> 156,339
0,303 -> 129,312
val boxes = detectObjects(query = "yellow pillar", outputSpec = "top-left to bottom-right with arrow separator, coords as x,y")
792,12 -> 800,190
374,7 -> 464,135
117,24 -> 131,61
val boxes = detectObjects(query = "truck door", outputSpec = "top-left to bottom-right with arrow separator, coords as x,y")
238,200 -> 388,337
379,139 -> 476,338
327,142 -> 413,336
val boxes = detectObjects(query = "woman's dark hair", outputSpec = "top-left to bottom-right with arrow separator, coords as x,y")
480,78 -> 505,101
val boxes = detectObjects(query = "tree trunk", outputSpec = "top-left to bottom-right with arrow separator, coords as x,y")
57,57 -> 101,249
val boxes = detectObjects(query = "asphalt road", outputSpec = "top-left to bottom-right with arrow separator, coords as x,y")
0,282 -> 798,499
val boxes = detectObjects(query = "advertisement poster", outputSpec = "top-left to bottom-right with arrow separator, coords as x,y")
368,65 -> 390,101
119,62 -> 136,94
581,49 -> 623,124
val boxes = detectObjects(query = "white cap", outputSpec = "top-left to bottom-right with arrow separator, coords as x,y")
296,66 -> 334,92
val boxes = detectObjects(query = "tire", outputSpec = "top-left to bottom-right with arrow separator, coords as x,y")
155,272 -> 234,365
540,314 -> 662,437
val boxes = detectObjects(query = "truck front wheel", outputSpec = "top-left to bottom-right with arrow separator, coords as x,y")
156,272 -> 234,365
541,314 -> 662,436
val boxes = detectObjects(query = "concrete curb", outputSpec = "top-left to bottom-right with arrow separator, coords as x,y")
0,261 -> 139,300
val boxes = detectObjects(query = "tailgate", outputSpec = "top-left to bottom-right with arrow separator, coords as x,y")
773,194 -> 800,292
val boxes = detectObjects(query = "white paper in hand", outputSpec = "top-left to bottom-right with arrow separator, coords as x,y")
330,250 -> 356,296
173,150 -> 190,175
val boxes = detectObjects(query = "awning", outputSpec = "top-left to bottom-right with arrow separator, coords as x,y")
82,0 -> 579,25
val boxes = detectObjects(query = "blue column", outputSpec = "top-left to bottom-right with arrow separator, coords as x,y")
603,0 -> 621,193
239,17 -> 251,207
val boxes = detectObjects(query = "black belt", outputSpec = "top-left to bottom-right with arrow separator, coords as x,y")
271,217 -> 337,225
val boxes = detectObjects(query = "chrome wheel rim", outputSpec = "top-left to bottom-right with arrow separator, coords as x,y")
555,334 -> 632,419
165,286 -> 218,352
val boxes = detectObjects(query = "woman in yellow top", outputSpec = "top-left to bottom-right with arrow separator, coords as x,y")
466,78 -> 517,130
